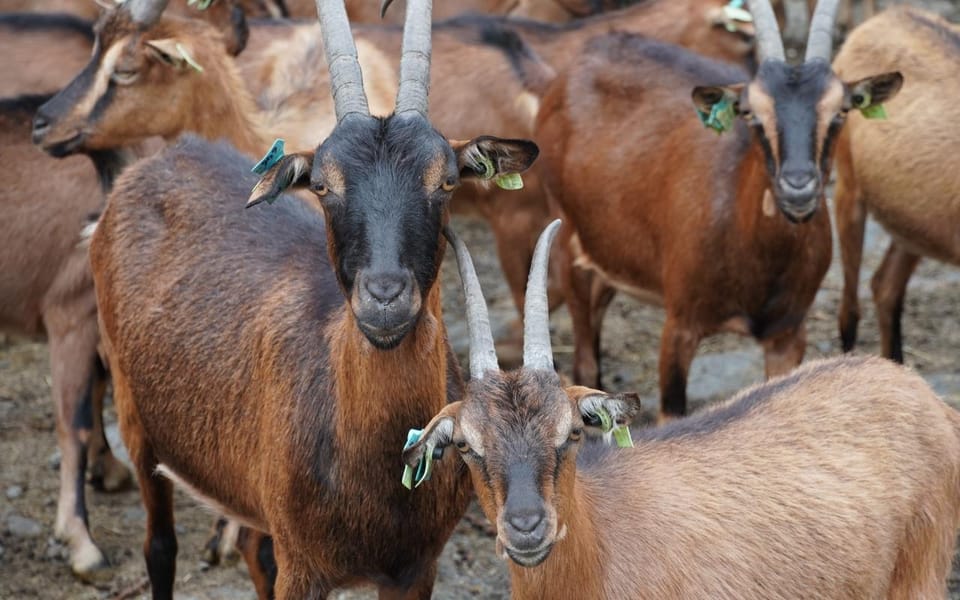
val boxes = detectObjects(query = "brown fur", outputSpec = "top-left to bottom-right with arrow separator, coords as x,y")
0,12 -> 93,96
535,33 -> 837,415
833,6 -> 960,362
426,356 -> 960,599
0,94 -> 132,579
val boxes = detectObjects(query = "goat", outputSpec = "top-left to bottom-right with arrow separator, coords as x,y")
0,93 -> 133,580
87,0 -> 539,598
833,6 -> 960,363
0,13 -> 94,96
407,218 -> 960,599
535,0 -> 902,418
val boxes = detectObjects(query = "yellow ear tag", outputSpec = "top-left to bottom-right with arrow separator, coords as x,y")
495,173 -> 524,190
175,43 -> 204,73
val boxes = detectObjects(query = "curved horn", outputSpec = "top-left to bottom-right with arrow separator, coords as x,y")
443,225 -> 499,380
804,0 -> 840,62
316,0 -> 370,122
125,0 -> 169,26
522,219 -> 561,371
389,0 -> 432,116
747,0 -> 785,63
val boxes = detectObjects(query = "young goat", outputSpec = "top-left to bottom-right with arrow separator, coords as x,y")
0,93 -> 133,580
88,0 -> 538,597
833,6 -> 960,363
408,219 -> 960,599
535,0 -> 902,418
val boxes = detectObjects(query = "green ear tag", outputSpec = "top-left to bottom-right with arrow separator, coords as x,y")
476,154 -> 496,180
494,173 -> 523,190
860,104 -> 887,120
698,98 -> 735,134
400,428 -> 435,489
595,408 -> 634,449
251,139 -> 285,176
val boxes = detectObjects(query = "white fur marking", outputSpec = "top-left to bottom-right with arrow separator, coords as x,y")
460,418 -> 484,457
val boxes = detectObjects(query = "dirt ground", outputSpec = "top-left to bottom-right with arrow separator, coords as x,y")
4,2 -> 960,598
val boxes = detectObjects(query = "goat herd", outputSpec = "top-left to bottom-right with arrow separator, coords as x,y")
1,0 -> 960,597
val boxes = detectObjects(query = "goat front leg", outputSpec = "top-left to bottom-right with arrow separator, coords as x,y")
762,323 -> 806,378
377,561 -> 438,600
871,241 -> 920,363
658,316 -> 700,421
237,527 -> 276,600
834,165 -> 866,352
46,321 -> 111,580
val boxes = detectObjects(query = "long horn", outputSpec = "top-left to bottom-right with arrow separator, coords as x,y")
382,0 -> 432,116
443,225 -> 499,380
316,0 -> 370,122
804,0 -> 840,62
522,219 -> 561,371
125,0 -> 169,26
747,0 -> 785,63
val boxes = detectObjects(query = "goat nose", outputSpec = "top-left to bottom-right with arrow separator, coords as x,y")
364,274 -> 405,305
507,509 -> 545,534
779,170 -> 816,192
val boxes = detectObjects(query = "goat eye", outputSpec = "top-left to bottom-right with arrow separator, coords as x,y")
440,177 -> 457,192
312,183 -> 328,197
455,440 -> 469,453
111,70 -> 139,85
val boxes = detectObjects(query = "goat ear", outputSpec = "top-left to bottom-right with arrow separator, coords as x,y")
451,136 -> 539,190
574,389 -> 641,448
691,84 -> 743,134
845,72 -> 903,119
400,402 -> 462,489
145,39 -> 205,73
246,152 -> 313,208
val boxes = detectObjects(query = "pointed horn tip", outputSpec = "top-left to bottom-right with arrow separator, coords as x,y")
379,0 -> 393,19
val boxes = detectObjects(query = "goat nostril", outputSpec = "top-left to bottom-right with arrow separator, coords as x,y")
364,276 -> 405,305
507,511 -> 545,534
32,114 -> 50,134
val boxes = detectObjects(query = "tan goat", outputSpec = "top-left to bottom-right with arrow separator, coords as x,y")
408,218 -> 960,599
833,6 -> 960,363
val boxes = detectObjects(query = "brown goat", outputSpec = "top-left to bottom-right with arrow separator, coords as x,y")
87,0 -> 539,598
0,13 -> 94,96
536,0 -> 902,418
238,0 -> 754,350
408,219 -> 960,599
0,93 -> 133,580
833,6 -> 960,363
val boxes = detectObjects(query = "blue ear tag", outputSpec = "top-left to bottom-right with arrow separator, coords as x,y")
596,407 -> 634,449
251,139 -> 285,176
401,428 -> 435,490
698,98 -> 735,134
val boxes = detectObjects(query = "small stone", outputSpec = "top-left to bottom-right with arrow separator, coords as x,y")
6,514 -> 43,538
5,485 -> 23,500
0,543 -> 5,558
48,450 -> 61,470
45,539 -> 67,560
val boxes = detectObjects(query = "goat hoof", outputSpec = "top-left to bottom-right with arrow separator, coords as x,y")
89,456 -> 133,493
71,542 -> 111,583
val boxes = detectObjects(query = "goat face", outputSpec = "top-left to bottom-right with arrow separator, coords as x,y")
32,8 -> 240,156
403,369 -> 641,566
247,115 -> 538,350
692,60 -> 902,222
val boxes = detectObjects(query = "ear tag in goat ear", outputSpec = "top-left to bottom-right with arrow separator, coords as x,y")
401,428 -> 435,490
722,0 -> 752,28
698,98 -> 734,134
495,173 -> 524,190
860,104 -> 887,120
175,43 -> 204,73
596,407 -> 634,449
476,153 -> 496,180
187,0 -> 214,9
251,139 -> 285,176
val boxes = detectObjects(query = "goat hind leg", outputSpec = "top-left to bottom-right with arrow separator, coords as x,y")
237,527 -> 276,600
871,242 -> 920,363
762,323 -> 806,378
658,317 -> 700,420
86,355 -> 132,492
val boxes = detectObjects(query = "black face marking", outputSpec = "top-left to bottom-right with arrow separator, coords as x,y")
314,114 -> 455,348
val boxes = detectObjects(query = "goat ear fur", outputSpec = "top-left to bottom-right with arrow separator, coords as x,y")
246,152 -> 313,208
451,136 -> 539,187
145,38 -> 204,72
574,389 -> 642,438
401,401 -> 462,469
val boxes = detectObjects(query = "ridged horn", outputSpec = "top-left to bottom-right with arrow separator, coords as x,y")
316,0 -> 370,122
444,225 -> 499,380
522,219 -> 561,371
747,0 -> 786,63
804,0 -> 840,62
382,0 -> 432,116
125,0 -> 169,26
